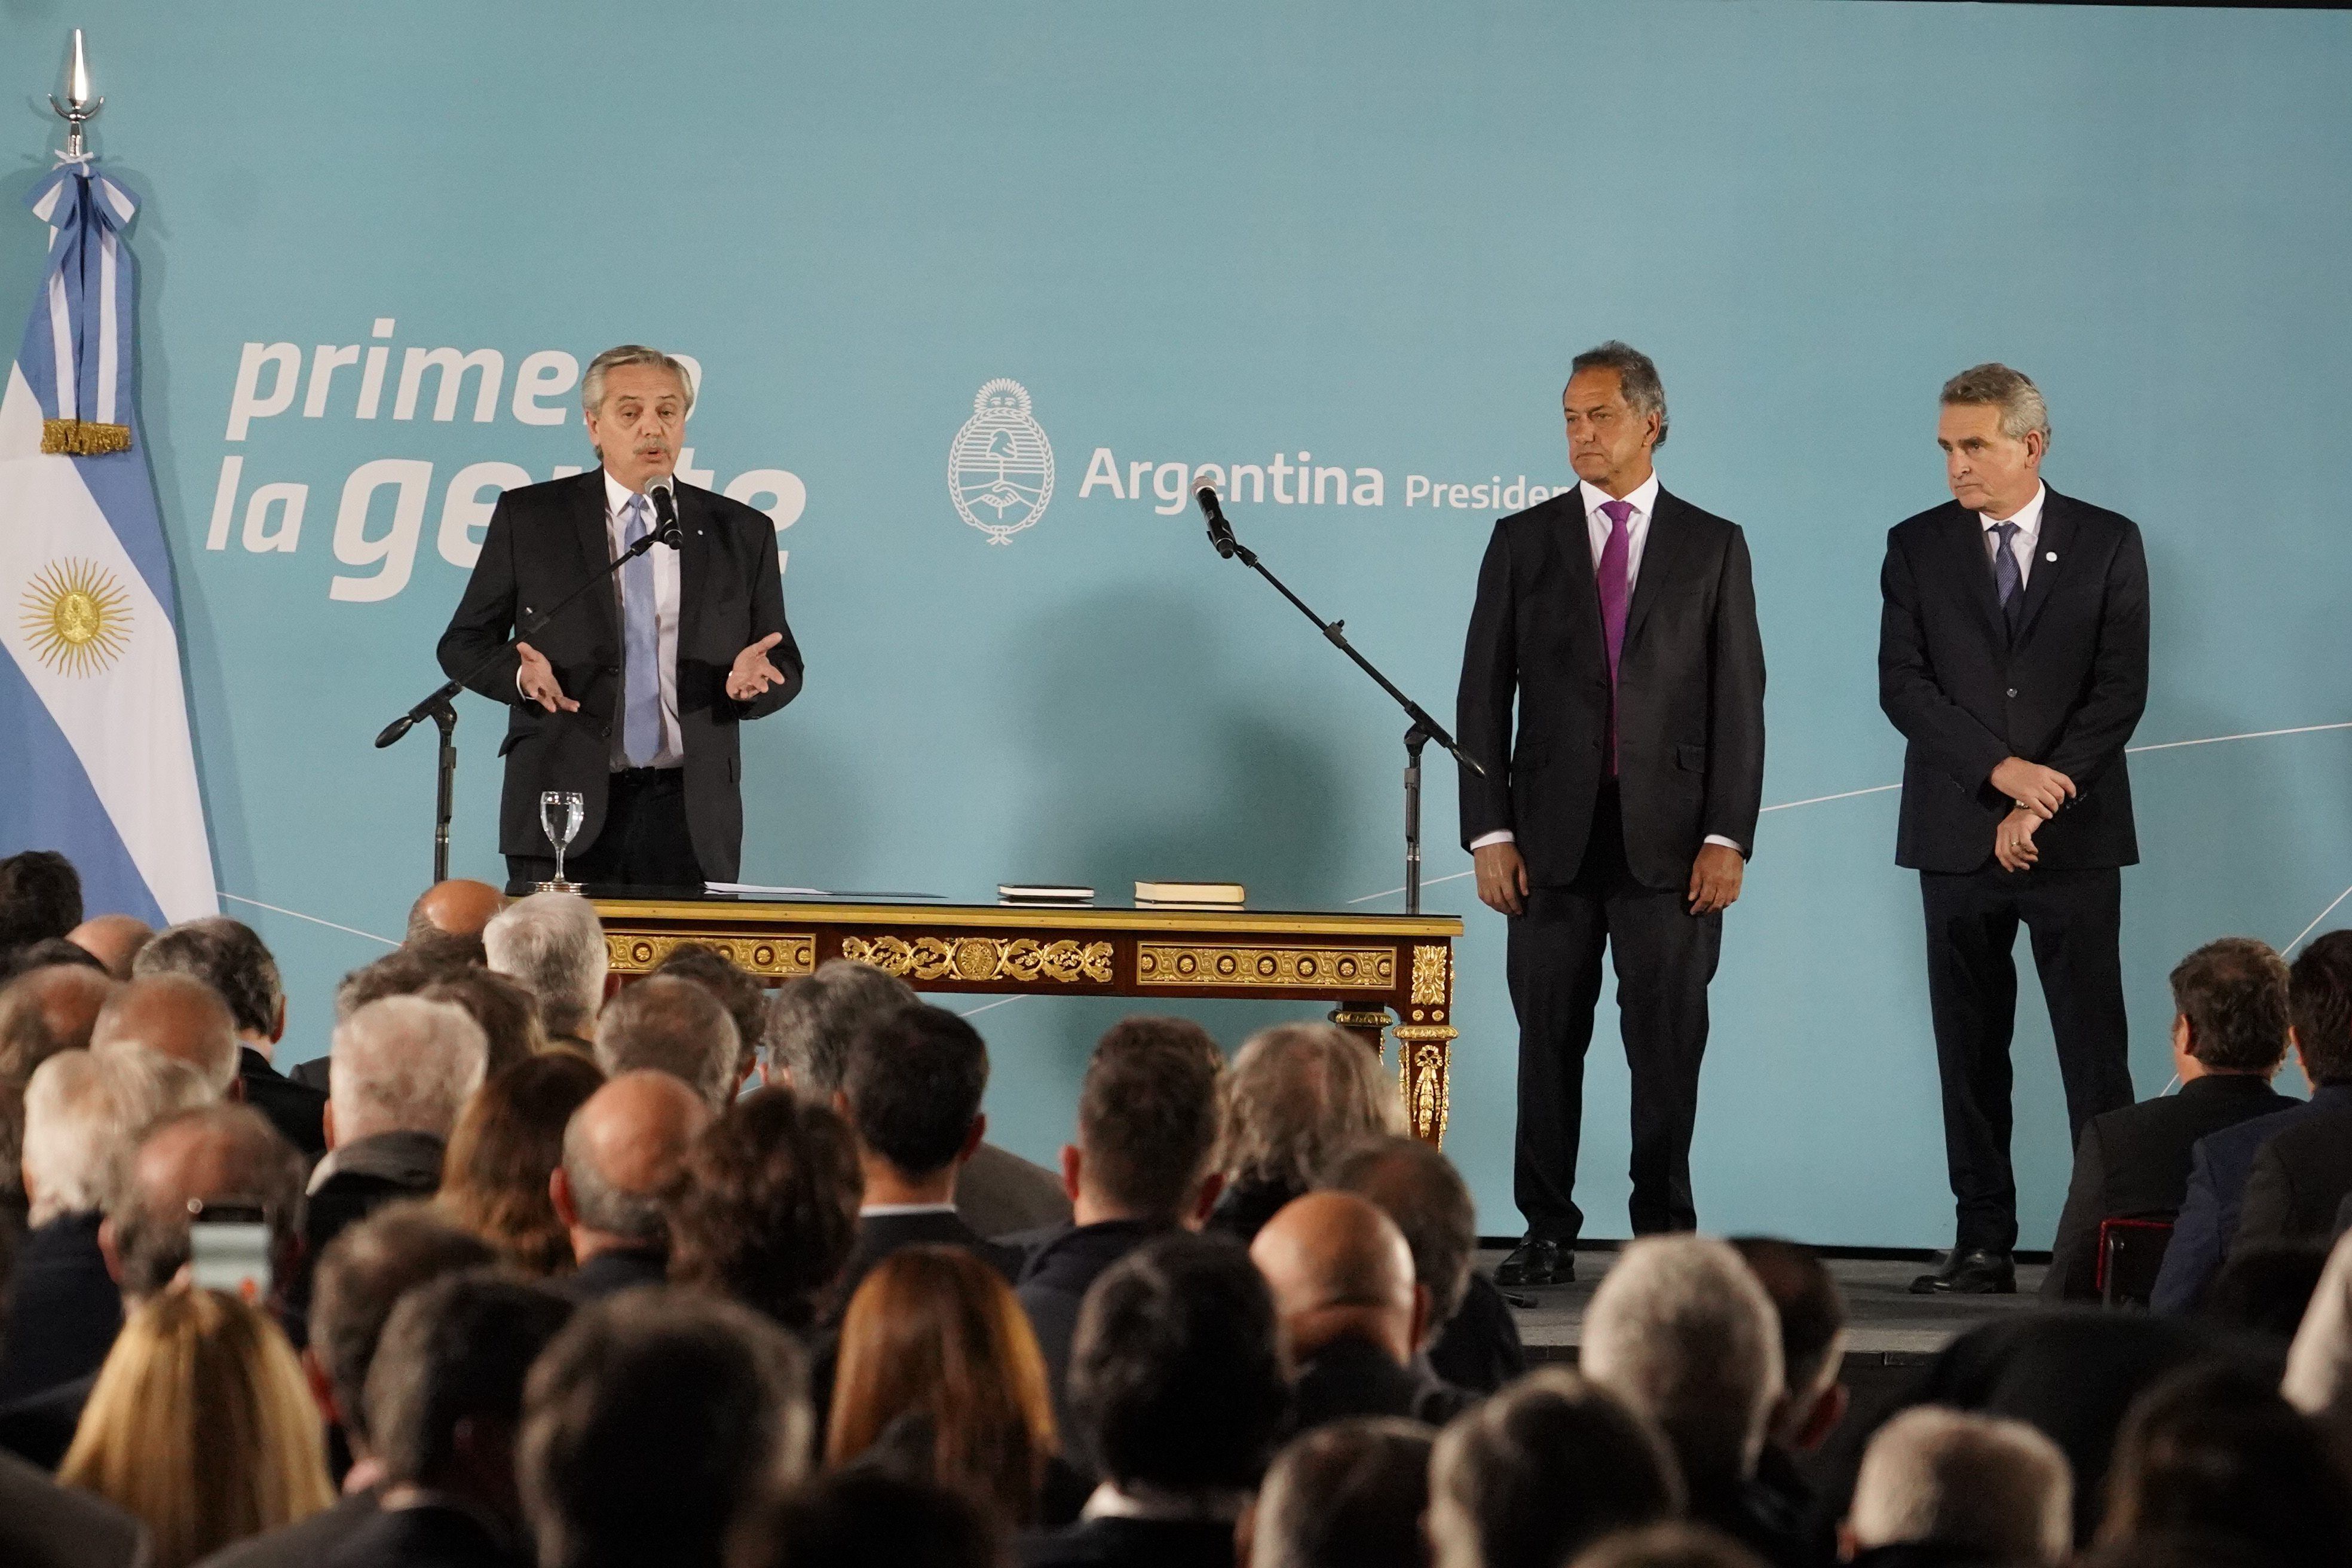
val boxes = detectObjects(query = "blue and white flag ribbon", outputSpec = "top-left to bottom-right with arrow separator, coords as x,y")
0,159 -> 216,925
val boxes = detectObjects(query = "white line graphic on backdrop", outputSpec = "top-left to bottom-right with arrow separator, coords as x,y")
219,891 -> 399,947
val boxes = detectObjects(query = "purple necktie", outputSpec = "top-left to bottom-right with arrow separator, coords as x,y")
1596,498 -> 1633,774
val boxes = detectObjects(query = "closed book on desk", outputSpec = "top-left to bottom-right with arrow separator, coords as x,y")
1135,880 -> 1245,905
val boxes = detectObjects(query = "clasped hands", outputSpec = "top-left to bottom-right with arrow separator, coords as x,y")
1989,755 -> 2077,872
513,633 -> 788,713
1472,840 -> 1744,918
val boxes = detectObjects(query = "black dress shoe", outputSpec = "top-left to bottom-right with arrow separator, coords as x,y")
1909,1247 -> 2017,1296
1496,1238 -> 1572,1288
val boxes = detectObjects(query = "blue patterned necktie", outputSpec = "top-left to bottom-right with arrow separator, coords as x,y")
620,494 -> 660,765
1991,520 -> 2022,639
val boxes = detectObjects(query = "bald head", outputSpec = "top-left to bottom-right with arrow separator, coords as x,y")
558,1069 -> 712,1261
1251,1190 -> 1423,1365
109,1102 -> 305,1302
90,973 -> 239,1095
407,880 -> 506,945
68,914 -> 152,980
0,963 -> 120,1083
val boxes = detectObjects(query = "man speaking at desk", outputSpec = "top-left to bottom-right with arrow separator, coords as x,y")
439,345 -> 801,889
1457,342 -> 1766,1286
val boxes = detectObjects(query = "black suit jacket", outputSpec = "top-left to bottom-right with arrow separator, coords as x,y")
324,1503 -> 527,1568
1456,486 -> 1766,889
241,1047 -> 327,1159
1021,1517 -> 1237,1568
0,1450 -> 145,1568
2042,1074 -> 2299,1301
1878,489 -> 2149,873
0,1213 -> 119,1406
831,1211 -> 1025,1323
435,471 -> 801,881
2232,1105 -> 2352,1256
1284,1336 -> 1471,1435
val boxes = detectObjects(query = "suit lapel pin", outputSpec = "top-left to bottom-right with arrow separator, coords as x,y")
2044,552 -> 2057,562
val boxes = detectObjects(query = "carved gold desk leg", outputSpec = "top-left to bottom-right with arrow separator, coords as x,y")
1394,943 -> 1459,1147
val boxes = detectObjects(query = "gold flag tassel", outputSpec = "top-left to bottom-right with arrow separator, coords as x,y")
41,418 -> 132,456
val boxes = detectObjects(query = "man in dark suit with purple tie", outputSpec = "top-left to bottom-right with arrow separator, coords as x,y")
1456,342 -> 1768,1287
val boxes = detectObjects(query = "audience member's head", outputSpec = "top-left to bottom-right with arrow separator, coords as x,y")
0,849 -> 82,957
406,879 -> 506,945
1251,1190 -> 1425,1367
1728,1237 -> 1849,1453
0,961 -> 117,1083
767,957 -> 917,1097
2,935 -> 108,979
1220,1022 -> 1401,1205
2100,1360 -> 2352,1567
521,1289 -> 812,1568
91,973 -> 240,1097
1066,1016 -> 1223,1226
651,942 -> 766,1090
2289,929 -> 2352,1086
1068,1233 -> 1290,1495
366,1270 -> 574,1524
1846,1406 -> 2071,1567
307,1200 -> 498,1459
68,914 -> 153,980
1428,1368 -> 1683,1568
484,892 -> 608,1043
420,967 -> 548,1076
736,1469 -> 1004,1568
555,1067 -> 712,1263
2284,1227 -> 2352,1452
841,1003 -> 988,1189
2202,1239 -> 2331,1342
22,1046 -> 212,1224
1582,1235 -> 1784,1493
60,1287 -> 333,1568
1566,1525 -> 1769,1568
133,917 -> 281,1049
2168,938 -> 2292,1078
828,1245 -> 1056,1528
437,1052 -> 605,1274
105,1102 -> 305,1306
327,995 -> 488,1147
1324,1135 -> 1476,1349
595,975 -> 741,1111
667,1088 -> 863,1331
335,946 -> 466,1021
1250,1416 -> 1433,1568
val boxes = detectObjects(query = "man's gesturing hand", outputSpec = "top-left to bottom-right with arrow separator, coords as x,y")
1474,842 -> 1530,917
726,633 -> 787,703
1989,757 -> 2076,820
1995,807 -> 2043,872
1688,843 -> 1744,916
515,643 -> 577,713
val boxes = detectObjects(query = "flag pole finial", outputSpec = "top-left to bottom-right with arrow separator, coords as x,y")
48,29 -> 103,161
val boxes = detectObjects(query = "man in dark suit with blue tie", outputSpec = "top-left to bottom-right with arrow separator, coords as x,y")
1880,364 -> 2150,1295
1456,342 -> 1768,1287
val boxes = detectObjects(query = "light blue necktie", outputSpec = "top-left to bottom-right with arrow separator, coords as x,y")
619,494 -> 660,765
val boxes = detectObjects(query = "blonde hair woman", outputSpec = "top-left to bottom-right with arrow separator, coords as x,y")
60,1287 -> 333,1568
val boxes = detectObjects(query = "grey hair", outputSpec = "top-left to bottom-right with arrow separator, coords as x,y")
1252,1416 -> 1435,1568
133,916 -> 282,1040
22,1047 -> 214,1223
1849,1407 -> 2072,1566
1217,1022 -> 1403,1192
1941,362 -> 2051,445
766,959 -> 918,1098
580,345 -> 696,420
1569,341 -> 1670,449
1581,1235 -> 1786,1487
485,893 -> 609,1042
560,1112 -> 667,1248
330,996 -> 488,1143
593,976 -> 741,1113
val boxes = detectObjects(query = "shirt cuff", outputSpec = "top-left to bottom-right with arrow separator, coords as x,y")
1469,831 -> 1515,850
1702,835 -> 1745,858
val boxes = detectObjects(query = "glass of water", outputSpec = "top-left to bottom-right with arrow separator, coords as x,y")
538,789 -> 586,891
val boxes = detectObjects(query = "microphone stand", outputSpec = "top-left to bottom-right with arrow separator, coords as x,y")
375,517 -> 681,884
1200,500 -> 1486,915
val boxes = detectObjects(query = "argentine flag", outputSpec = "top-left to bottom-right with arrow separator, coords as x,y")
0,160 -> 215,926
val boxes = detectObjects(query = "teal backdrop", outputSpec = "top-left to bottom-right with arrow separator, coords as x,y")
5,1 -> 2350,1248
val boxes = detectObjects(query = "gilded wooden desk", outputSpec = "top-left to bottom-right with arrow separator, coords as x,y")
593,896 -> 1466,1144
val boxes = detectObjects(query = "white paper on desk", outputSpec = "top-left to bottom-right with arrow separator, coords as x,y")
705,881 -> 831,897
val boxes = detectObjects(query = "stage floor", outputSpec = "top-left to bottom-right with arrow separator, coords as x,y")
1490,1247 -> 2050,1369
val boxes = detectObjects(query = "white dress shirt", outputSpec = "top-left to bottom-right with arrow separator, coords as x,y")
1981,482 -> 2046,590
604,468 -> 684,769
1471,472 -> 1741,858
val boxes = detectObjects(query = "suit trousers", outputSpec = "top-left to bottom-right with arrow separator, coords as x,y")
1508,783 -> 1722,1242
1920,862 -> 2134,1253
507,767 -> 703,892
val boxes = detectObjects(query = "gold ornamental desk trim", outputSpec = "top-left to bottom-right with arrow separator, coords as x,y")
592,898 -> 1461,941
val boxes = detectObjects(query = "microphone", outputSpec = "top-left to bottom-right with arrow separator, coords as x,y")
1196,483 -> 1238,558
645,476 -> 685,548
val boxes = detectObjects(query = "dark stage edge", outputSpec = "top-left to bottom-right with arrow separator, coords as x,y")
1487,1248 -> 2050,1367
